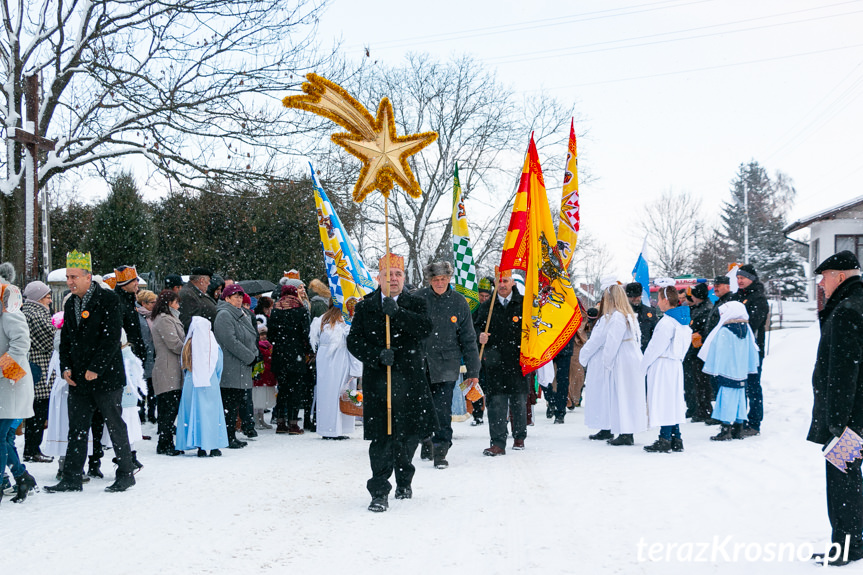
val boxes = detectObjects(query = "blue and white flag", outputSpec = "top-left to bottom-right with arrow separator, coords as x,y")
310,163 -> 375,323
632,236 -> 650,306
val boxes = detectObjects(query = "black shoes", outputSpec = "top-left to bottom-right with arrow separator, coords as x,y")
105,473 -> 136,493
607,434 -> 634,446
243,428 -> 258,438
10,471 -> 37,503
87,457 -> 103,479
158,447 -> 184,456
433,445 -> 449,469
589,430 -> 613,441
368,495 -> 388,512
554,415 -> 565,424
738,426 -> 760,438
197,449 -> 208,457
644,438 -> 672,453
420,439 -> 433,461
24,453 -> 54,463
470,417 -> 484,426
711,424 -> 734,441
670,437 -> 684,452
395,486 -> 412,500
198,448 -> 222,457
704,418 -> 722,426
227,438 -> 247,449
44,479 -> 83,493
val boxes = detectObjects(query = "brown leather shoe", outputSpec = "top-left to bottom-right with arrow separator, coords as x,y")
512,439 -> 525,450
483,445 -> 506,456
275,420 -> 289,434
288,424 -> 304,435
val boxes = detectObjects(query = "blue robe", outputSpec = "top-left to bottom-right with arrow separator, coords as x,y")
175,348 -> 229,451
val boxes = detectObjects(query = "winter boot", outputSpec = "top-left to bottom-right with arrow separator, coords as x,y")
105,472 -> 136,493
420,438 -> 434,461
44,477 -> 83,493
670,437 -> 685,452
731,422 -> 744,439
368,495 -> 388,512
87,456 -> 103,479
607,434 -> 634,446
11,471 -> 37,503
433,444 -> 449,469
643,438 -> 672,453
275,419 -> 289,434
589,429 -> 613,440
711,424 -> 734,441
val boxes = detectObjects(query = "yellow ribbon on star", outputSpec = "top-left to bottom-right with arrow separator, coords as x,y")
282,73 -> 438,202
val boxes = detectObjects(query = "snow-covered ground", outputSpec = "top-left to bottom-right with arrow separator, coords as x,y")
4,302 -> 857,574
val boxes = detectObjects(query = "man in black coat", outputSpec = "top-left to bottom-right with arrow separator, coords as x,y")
474,270 -> 529,456
625,282 -> 658,352
112,265 -> 147,362
683,282 -> 714,422
469,276 -> 495,426
346,254 -> 436,512
415,261 -> 480,469
44,252 -> 136,494
808,250 -> 863,566
737,264 -> 769,437
178,267 -> 217,332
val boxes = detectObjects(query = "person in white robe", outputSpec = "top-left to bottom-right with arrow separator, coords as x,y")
580,308 -> 613,440
642,284 -> 692,453
310,306 -> 362,439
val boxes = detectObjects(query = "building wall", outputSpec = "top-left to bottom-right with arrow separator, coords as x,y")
808,217 -> 863,300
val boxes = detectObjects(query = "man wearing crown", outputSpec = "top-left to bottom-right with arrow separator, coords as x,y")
44,251 -> 137,493
346,253 -> 437,512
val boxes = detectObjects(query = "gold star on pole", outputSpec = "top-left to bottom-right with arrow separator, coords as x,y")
282,73 -> 437,202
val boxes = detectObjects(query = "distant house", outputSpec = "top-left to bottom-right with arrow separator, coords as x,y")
784,194 -> 863,303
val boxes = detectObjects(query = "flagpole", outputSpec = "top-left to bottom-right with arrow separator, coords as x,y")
384,197 -> 392,436
478,265 -> 501,362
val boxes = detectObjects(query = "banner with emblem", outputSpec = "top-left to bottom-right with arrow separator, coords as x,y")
310,163 -> 375,323
452,163 -> 480,311
507,135 -> 583,374
557,119 -> 580,270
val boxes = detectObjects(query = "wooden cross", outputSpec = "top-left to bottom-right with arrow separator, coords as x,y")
11,75 -> 55,283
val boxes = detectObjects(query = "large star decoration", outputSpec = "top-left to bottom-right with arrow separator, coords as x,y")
283,73 -> 437,202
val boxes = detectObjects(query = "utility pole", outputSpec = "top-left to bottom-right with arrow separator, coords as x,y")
743,181 -> 750,265
11,75 -> 55,283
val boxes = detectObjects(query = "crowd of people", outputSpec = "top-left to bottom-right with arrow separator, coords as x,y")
2,245 -> 863,566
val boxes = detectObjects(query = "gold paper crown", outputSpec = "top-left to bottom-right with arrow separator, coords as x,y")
379,253 -> 404,271
114,266 -> 138,285
103,274 -> 118,289
66,250 -> 92,272
498,269 -> 513,279
284,269 -> 301,280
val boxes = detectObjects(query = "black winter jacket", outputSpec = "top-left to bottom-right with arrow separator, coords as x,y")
473,292 -> 529,396
115,287 -> 147,362
631,302 -> 659,352
738,280 -> 769,356
415,285 -> 480,383
269,305 -> 312,376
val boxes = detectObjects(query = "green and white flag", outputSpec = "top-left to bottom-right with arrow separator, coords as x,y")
452,163 -> 479,311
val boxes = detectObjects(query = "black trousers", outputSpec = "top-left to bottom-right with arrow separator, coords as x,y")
826,457 -> 863,554
221,388 -> 246,442
156,389 -> 182,451
65,388 -> 133,481
274,371 -> 303,421
23,397 -> 50,456
367,436 -> 419,497
684,357 -> 714,419
429,381 -> 454,448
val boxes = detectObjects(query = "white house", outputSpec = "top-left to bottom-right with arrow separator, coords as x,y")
784,195 -> 863,302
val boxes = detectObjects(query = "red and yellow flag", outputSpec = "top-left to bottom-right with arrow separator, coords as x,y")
557,118 -> 579,270
501,135 -> 583,374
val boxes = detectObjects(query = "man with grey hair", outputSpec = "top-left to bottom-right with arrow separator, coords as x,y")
179,267 -> 217,332
415,261 -> 480,469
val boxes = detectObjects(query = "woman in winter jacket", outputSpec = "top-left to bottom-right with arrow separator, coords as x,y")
213,284 -> 258,449
136,290 -> 157,423
150,290 -> 186,455
642,285 -> 692,453
268,285 -> 312,435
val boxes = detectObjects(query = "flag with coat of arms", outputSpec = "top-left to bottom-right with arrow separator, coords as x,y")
452,163 -> 479,311
310,163 -> 375,323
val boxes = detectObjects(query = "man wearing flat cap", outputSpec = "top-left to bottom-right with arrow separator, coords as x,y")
347,253 -> 436,512
736,264 -> 769,437
625,281 -> 658,352
179,267 -> 217,332
808,250 -> 863,565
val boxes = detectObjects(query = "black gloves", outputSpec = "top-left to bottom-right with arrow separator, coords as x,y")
379,349 -> 395,366
382,297 -> 399,317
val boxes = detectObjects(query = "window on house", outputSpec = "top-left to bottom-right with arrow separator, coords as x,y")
835,235 -> 863,263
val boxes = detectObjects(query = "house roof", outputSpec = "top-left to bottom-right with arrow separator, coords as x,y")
784,194 -> 863,234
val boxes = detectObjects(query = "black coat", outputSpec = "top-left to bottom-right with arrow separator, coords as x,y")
115,287 -> 147,362
738,280 -> 769,356
808,276 -> 863,444
705,291 -> 738,336
684,299 -> 714,363
269,305 -> 311,376
473,291 -> 529,396
415,285 -> 480,383
631,302 -> 659,352
346,288 -> 437,440
60,283 -> 126,394
178,282 -> 217,333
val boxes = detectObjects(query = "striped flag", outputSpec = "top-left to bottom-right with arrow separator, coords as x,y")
452,163 -> 479,311
310,163 -> 375,323
557,119 -> 579,270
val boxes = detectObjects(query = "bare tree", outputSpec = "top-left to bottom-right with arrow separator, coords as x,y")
569,232 -> 614,297
637,188 -> 702,277
1,0 -> 335,271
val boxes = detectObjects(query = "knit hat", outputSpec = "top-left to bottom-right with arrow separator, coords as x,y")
222,284 -> 245,299
736,264 -> 758,281
815,250 -> 862,274
690,282 -> 709,300
625,282 -> 643,298
280,277 -> 304,289
164,274 -> 184,289
23,280 -> 51,301
280,285 -> 298,298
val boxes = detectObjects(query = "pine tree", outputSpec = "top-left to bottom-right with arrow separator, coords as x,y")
85,171 -> 155,273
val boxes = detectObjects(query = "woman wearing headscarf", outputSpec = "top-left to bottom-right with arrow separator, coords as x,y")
213,284 -> 258,449
269,285 -> 312,435
150,290 -> 185,455
175,316 -> 229,456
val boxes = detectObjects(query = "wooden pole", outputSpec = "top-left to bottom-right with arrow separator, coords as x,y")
384,197 -> 392,436
478,265 -> 501,362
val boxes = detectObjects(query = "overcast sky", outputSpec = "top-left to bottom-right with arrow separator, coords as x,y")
315,0 -> 863,277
